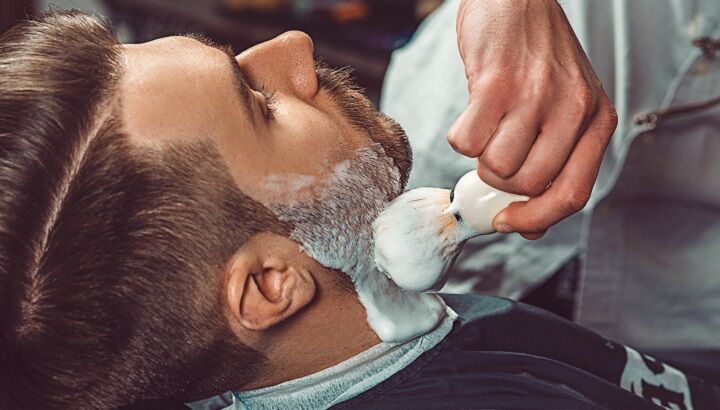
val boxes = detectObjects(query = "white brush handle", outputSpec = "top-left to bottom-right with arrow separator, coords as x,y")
450,171 -> 529,235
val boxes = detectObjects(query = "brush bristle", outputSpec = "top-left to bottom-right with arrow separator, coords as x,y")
373,188 -> 472,292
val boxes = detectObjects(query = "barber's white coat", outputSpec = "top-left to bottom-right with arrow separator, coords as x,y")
382,0 -> 720,349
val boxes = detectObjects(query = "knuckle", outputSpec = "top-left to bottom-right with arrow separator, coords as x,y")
447,133 -> 482,157
475,166 -> 498,186
480,154 -> 516,179
447,132 -> 461,148
477,69 -> 519,96
480,71 -> 503,87
529,68 -> 554,98
561,188 -> 591,214
516,177 -> 548,197
575,88 -> 596,117
484,68 -> 513,85
537,67 -> 554,85
601,102 -> 619,130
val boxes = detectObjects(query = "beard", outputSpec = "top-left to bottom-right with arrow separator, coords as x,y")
314,61 -> 412,189
268,64 -> 447,343
270,62 -> 412,281
270,143 -> 400,279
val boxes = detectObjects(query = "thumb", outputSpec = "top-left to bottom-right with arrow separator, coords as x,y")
447,95 -> 504,158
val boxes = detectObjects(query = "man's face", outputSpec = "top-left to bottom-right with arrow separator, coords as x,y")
120,32 -> 411,206
118,32 -> 440,346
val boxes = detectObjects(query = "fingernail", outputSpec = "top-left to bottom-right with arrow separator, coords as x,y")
496,223 -> 514,233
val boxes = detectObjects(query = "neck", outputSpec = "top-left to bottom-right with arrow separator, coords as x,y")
244,272 -> 380,390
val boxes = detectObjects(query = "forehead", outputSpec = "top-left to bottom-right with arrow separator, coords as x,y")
119,36 -> 238,147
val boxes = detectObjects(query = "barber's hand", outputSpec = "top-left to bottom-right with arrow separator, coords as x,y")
449,0 -> 618,239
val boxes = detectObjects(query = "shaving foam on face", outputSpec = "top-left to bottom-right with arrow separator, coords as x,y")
262,173 -> 317,199
373,171 -> 529,293
373,188 -> 476,292
271,144 -> 447,343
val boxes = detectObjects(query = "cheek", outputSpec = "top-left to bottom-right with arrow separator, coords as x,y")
227,103 -> 363,205
268,100 -> 362,171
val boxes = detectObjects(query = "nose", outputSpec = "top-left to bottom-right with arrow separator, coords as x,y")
236,31 -> 317,100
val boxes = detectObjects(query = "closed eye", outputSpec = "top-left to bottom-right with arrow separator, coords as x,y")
258,84 -> 278,121
184,34 -> 276,124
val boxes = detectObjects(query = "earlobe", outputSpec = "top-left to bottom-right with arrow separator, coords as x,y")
226,240 -> 317,332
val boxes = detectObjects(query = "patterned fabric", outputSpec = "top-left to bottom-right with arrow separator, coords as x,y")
337,294 -> 720,410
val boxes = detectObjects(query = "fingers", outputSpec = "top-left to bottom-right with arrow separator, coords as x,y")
479,99 -> 595,197
520,231 -> 546,240
477,107 -> 541,179
492,101 -> 617,235
447,79 -> 507,158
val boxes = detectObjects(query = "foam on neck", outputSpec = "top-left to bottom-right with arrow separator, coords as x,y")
270,145 -> 446,343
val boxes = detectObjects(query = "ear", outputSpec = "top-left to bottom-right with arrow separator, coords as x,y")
226,234 -> 317,331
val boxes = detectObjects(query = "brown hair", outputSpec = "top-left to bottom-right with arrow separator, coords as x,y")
0,11 -> 287,408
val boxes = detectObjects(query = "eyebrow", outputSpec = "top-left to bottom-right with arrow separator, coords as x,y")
183,34 -> 255,123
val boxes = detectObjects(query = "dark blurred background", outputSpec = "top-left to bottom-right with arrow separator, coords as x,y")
0,0 -> 444,104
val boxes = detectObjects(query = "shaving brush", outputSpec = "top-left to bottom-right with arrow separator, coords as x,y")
373,171 -> 529,292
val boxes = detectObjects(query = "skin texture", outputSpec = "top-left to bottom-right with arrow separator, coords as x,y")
450,0 -> 618,239
120,32 -> 403,389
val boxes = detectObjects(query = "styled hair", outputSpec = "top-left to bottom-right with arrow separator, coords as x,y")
0,11 -> 287,408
